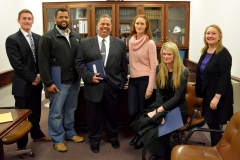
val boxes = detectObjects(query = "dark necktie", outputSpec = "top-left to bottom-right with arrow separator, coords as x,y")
101,39 -> 106,63
27,34 -> 36,62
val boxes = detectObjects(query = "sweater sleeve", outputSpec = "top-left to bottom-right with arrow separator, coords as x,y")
146,40 -> 157,92
216,48 -> 232,95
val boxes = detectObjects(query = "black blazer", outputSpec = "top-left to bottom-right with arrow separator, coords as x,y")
75,36 -> 128,102
195,47 -> 233,124
5,30 -> 42,97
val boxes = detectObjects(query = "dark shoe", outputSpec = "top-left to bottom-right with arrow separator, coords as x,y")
90,145 -> 99,153
111,140 -> 120,149
129,134 -> 140,146
33,136 -> 52,142
149,154 -> 161,160
134,140 -> 144,150
17,148 -> 27,159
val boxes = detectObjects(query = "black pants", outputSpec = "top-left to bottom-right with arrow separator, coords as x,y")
14,85 -> 45,148
86,84 -> 120,146
207,122 -> 223,146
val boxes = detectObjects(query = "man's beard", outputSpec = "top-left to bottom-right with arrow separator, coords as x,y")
56,22 -> 68,30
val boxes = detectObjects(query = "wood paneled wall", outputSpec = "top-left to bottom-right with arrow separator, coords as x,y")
0,69 -> 13,88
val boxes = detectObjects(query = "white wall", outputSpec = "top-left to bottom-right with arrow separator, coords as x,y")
0,0 -> 43,72
189,0 -> 240,78
0,0 -> 43,106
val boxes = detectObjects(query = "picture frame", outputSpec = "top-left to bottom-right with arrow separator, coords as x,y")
76,8 -> 86,19
120,24 -> 131,33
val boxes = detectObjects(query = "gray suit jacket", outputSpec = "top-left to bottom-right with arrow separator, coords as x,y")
75,36 -> 128,102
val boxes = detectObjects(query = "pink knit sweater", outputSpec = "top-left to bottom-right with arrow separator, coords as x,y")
129,34 -> 157,92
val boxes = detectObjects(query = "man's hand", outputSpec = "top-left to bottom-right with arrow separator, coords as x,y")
32,74 -> 41,85
47,84 -> 59,93
92,73 -> 103,83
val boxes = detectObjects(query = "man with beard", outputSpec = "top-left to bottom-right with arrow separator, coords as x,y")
38,8 -> 84,152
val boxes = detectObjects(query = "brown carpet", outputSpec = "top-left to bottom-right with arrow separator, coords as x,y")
3,100 -> 210,160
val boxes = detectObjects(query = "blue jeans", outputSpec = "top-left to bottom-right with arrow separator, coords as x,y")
128,76 -> 149,121
48,80 -> 80,144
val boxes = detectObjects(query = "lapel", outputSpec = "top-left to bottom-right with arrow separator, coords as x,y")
106,36 -> 116,66
93,36 -> 102,60
18,30 -> 36,63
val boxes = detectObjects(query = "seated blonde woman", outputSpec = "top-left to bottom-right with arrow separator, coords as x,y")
131,42 -> 189,160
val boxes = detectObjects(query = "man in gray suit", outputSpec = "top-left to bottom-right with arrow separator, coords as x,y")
75,14 -> 128,153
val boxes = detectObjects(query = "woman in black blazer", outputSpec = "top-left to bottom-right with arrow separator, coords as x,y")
195,24 -> 233,146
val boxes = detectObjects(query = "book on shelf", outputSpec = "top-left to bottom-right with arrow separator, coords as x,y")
72,20 -> 79,33
76,8 -> 86,19
79,20 -> 88,34
179,50 -> 185,62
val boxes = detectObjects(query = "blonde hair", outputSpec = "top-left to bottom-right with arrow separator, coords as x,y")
157,42 -> 188,90
201,24 -> 226,55
129,14 -> 153,40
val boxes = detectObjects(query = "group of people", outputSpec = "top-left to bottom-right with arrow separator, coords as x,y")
5,7 -> 233,160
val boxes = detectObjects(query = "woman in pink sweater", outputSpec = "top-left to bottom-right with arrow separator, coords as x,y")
128,14 -> 157,150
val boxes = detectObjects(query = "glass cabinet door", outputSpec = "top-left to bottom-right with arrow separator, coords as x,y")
142,5 -> 164,47
67,5 -> 90,40
43,5 -> 65,33
166,5 -> 188,46
116,5 -> 140,46
90,4 -> 115,37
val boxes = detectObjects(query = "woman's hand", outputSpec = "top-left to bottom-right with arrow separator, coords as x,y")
210,95 -> 220,110
145,90 -> 152,100
147,110 -> 156,118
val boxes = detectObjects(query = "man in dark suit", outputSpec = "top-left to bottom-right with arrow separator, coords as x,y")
5,9 -> 51,158
75,14 -> 128,153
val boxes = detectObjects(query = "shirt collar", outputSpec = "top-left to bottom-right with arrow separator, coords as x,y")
55,25 -> 71,36
97,35 -> 110,43
20,29 -> 31,37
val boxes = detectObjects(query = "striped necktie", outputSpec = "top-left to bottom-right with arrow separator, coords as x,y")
101,39 -> 106,63
27,34 -> 36,62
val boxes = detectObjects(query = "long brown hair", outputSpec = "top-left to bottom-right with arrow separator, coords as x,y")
129,14 -> 153,40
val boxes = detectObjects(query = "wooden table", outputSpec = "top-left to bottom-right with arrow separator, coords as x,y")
0,109 -> 32,160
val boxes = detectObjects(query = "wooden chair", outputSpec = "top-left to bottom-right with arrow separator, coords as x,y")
171,111 -> 240,160
173,82 -> 205,144
1,107 -> 34,158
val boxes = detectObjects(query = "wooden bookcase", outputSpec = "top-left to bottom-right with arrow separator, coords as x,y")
42,1 -> 190,55
42,1 -> 190,127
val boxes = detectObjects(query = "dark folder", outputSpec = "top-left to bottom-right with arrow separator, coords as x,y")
86,59 -> 106,79
44,66 -> 61,91
158,107 -> 183,137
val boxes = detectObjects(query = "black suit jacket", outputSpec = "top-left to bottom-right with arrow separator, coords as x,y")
5,30 -> 42,97
75,36 -> 128,102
